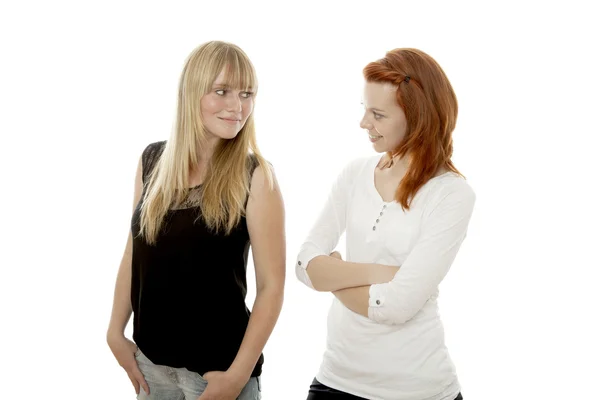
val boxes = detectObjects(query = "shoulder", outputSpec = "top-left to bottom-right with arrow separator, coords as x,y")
438,173 -> 475,200
426,173 -> 476,214
247,157 -> 282,212
141,140 -> 167,161
140,140 -> 167,182
338,154 -> 378,180
248,153 -> 276,193
246,152 -> 263,175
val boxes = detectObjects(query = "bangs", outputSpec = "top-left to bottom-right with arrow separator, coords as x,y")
221,50 -> 257,91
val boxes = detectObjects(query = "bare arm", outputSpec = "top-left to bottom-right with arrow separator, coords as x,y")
106,155 -> 150,396
305,256 -> 399,292
106,156 -> 143,340
333,185 -> 476,323
333,286 -> 370,317
296,159 -> 399,292
227,165 -> 286,381
338,184 -> 476,325
329,251 -> 388,317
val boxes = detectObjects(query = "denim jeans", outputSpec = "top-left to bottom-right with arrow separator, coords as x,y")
135,349 -> 261,400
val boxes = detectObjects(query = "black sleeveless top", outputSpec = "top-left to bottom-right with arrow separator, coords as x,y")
130,141 -> 263,377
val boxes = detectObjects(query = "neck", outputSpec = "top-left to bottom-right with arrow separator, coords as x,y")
196,136 -> 221,166
188,137 -> 220,186
382,153 -> 409,170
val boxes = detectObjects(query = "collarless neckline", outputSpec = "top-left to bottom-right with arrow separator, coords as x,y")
368,155 -> 454,205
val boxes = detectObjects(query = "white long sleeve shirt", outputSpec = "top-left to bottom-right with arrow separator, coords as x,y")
296,155 -> 476,400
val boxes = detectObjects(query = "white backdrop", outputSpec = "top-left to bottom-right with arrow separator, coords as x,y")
1,1 -> 599,399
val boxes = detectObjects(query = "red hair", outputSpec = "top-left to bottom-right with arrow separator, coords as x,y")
363,48 -> 463,210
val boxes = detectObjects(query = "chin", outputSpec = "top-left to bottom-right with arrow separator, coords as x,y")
210,126 -> 242,140
372,142 -> 388,153
218,132 -> 240,140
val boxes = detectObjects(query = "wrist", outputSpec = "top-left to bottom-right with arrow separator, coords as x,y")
367,263 -> 383,284
226,364 -> 252,384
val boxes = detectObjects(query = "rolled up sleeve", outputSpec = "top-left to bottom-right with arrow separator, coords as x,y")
368,181 -> 476,325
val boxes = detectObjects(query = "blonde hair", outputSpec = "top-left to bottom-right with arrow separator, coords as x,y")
140,41 -> 273,244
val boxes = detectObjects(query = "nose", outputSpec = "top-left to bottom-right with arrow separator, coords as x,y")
225,92 -> 242,112
360,113 -> 372,130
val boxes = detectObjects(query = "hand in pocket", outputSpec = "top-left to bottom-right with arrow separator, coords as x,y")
108,335 -> 150,395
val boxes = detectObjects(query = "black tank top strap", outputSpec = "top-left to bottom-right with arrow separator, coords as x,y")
141,141 -> 167,185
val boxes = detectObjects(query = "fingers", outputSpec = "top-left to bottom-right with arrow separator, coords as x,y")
127,371 -> 140,395
133,366 -> 150,395
127,365 -> 150,395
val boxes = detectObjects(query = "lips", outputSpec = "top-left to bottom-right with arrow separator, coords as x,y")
218,117 -> 241,122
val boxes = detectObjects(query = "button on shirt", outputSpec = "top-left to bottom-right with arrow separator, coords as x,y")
296,155 -> 476,400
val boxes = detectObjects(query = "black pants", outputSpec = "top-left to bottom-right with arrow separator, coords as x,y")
307,378 -> 463,400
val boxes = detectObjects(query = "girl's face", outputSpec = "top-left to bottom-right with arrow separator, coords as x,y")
360,81 -> 407,153
200,69 -> 256,140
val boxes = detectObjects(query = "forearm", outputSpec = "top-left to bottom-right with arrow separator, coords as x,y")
333,286 -> 370,317
108,156 -> 143,341
107,243 -> 133,339
306,255 -> 399,292
228,285 -> 284,379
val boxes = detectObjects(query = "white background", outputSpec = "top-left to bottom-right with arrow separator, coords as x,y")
1,1 -> 599,399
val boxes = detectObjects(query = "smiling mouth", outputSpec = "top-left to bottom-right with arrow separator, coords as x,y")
219,117 -> 241,122
369,134 -> 382,139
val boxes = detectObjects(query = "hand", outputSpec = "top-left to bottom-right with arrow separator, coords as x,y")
107,334 -> 150,395
197,370 -> 247,400
329,251 -> 342,260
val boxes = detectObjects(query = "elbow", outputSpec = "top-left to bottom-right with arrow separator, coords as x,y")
295,264 -> 318,291
256,267 -> 285,303
295,265 -> 333,292
256,280 -> 285,313
307,280 -> 330,292
368,284 -> 428,325
390,310 -> 416,325
371,308 -> 416,326
296,262 -> 333,292
257,282 -> 285,300
369,293 -> 421,325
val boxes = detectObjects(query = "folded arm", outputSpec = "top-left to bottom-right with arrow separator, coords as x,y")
335,183 -> 476,324
295,160 -> 399,292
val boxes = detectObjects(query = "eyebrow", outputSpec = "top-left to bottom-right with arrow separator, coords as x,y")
360,102 -> 386,113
